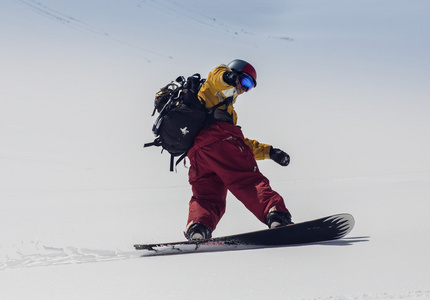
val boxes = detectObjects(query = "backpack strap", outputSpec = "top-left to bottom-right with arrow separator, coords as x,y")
170,154 -> 175,172
172,152 -> 188,172
204,96 -> 234,127
211,97 -> 233,110
143,137 -> 162,148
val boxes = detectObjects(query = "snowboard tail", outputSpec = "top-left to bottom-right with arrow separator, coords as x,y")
134,213 -> 354,254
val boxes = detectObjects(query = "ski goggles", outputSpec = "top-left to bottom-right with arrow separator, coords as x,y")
240,74 -> 255,92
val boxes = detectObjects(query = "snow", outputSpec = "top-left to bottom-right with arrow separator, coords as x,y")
1,0 -> 430,299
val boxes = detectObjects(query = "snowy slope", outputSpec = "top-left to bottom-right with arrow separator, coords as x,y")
1,0 -> 430,299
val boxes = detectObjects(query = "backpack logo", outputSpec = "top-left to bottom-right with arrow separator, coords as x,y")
180,127 -> 190,136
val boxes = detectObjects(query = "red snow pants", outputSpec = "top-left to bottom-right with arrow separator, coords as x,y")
186,121 -> 290,232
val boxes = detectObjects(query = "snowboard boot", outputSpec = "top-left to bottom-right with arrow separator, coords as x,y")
267,211 -> 293,228
185,223 -> 212,241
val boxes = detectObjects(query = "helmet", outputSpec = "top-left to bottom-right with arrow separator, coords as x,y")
227,59 -> 257,87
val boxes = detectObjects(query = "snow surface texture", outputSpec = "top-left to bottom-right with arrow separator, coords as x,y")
1,0 -> 430,299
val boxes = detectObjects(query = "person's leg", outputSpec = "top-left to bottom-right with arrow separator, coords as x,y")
196,137 -> 291,225
186,153 -> 228,233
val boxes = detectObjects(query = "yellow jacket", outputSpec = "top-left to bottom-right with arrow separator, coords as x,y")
198,65 -> 271,160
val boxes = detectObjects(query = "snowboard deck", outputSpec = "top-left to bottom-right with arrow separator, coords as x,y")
134,213 -> 354,255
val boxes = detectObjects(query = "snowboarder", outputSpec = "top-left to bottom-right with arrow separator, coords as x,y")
185,59 -> 293,240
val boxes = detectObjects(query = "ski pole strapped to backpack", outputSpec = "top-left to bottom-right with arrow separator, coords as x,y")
145,74 -> 231,171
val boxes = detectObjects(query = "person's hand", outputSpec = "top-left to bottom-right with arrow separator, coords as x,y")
270,147 -> 290,166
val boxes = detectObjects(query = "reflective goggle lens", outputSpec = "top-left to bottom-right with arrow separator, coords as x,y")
240,74 -> 254,91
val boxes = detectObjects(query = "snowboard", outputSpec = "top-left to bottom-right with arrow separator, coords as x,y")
134,213 -> 355,255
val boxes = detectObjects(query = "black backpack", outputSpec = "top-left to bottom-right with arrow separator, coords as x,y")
145,74 -> 231,171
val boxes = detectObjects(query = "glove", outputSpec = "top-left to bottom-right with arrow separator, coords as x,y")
270,147 -> 290,166
222,71 -> 238,86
